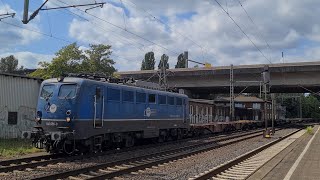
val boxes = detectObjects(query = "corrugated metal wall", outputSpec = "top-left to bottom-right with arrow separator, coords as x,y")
0,75 -> 41,138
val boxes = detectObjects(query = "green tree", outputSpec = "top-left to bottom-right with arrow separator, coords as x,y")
158,54 -> 169,69
282,98 -> 300,118
141,52 -> 155,70
0,55 -> 19,73
175,53 -> 185,68
83,44 -> 116,76
29,62 -> 51,79
30,43 -> 116,79
302,95 -> 320,118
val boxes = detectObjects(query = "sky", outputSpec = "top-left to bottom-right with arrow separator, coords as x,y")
0,0 -> 320,71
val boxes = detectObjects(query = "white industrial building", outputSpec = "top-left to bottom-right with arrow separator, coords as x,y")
0,73 -> 42,138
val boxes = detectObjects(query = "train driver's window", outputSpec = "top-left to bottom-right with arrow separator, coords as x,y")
40,84 -> 55,99
148,94 -> 156,104
59,84 -> 77,99
176,98 -> 182,106
159,95 -> 166,105
136,92 -> 146,103
122,90 -> 134,102
168,96 -> 175,105
107,88 -> 120,101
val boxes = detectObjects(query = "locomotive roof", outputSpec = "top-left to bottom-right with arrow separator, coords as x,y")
42,77 -> 188,98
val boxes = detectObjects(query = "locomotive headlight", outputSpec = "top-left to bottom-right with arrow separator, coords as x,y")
66,117 -> 71,123
66,110 -> 71,116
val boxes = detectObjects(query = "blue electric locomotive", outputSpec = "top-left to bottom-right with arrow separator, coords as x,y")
23,76 -> 189,154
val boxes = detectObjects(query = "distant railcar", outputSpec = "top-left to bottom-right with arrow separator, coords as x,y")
23,77 -> 189,154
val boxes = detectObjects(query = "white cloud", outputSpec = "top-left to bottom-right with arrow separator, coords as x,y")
4,0 -> 320,70
0,4 -> 42,51
0,52 -> 53,69
61,0 -> 320,70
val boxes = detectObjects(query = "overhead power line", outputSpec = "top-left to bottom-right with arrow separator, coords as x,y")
125,0 -> 213,61
236,0 -> 272,52
1,18 -> 136,66
56,0 -> 180,57
50,1 -> 146,51
211,0 -> 272,64
0,19 -> 71,43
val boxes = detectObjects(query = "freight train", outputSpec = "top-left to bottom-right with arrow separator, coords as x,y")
22,74 -> 262,154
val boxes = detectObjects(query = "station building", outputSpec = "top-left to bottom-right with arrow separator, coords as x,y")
0,73 -> 42,138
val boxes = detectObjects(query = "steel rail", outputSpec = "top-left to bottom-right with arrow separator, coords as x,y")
192,128 -> 303,180
33,130 -> 268,180
0,129 -> 264,173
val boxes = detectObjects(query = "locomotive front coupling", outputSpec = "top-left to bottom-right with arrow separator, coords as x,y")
22,127 -> 75,153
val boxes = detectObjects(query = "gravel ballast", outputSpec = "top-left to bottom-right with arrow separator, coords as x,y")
119,128 -> 299,180
0,128 -> 298,180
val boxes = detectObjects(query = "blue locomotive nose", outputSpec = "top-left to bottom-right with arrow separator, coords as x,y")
37,83 -> 78,126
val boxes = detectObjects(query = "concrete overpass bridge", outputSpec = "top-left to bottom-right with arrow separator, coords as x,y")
118,61 -> 320,97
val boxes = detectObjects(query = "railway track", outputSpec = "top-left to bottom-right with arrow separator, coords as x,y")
0,129 -> 264,174
189,128 -> 304,180
31,130 -> 268,180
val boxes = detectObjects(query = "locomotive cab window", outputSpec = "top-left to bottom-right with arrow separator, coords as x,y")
168,96 -> 175,105
159,95 -> 166,104
176,98 -> 182,105
107,88 -> 120,101
40,84 -> 55,99
59,84 -> 77,99
122,90 -> 134,102
148,94 -> 156,104
136,92 -> 146,103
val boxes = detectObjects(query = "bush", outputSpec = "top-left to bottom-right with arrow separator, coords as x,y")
0,139 -> 43,158
306,126 -> 314,135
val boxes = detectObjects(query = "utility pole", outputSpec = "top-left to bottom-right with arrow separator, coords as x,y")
230,64 -> 235,121
262,65 -> 270,136
299,95 -> 302,120
271,94 -> 275,134
184,51 -> 188,68
158,57 -> 168,91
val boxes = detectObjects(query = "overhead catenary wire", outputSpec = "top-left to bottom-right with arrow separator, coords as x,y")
0,2 -> 141,67
125,0 -> 212,61
1,17 -> 136,67
0,0 -> 8,13
36,1 -> 166,66
236,0 -> 272,53
0,19 -> 71,43
45,6 -> 53,37
56,0 -> 181,57
50,0 -> 147,51
119,0 -> 127,30
211,0 -> 272,64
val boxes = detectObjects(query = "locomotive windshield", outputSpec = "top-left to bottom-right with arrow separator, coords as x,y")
40,84 -> 55,99
58,84 -> 77,99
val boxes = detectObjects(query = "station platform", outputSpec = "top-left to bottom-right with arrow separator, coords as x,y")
248,125 -> 320,180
